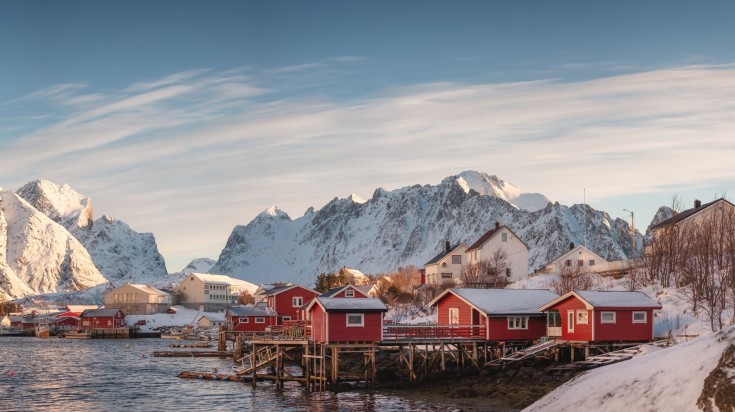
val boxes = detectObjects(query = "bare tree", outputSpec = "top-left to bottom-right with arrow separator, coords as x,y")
237,291 -> 255,305
459,248 -> 510,288
546,265 -> 597,295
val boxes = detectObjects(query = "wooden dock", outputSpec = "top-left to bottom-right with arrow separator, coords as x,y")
170,342 -> 211,348
179,371 -> 243,381
154,350 -> 232,357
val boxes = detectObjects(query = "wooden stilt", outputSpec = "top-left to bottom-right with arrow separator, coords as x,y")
251,342 -> 257,389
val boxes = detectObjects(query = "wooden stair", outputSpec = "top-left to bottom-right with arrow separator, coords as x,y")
486,340 -> 560,366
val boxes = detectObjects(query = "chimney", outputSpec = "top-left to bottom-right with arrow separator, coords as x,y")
495,221 -> 500,230
694,199 -> 702,209
570,242 -> 575,250
444,240 -> 450,253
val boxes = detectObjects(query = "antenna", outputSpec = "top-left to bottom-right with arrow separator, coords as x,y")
583,188 -> 587,248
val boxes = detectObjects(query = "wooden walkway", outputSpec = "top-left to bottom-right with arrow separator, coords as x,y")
485,340 -> 560,366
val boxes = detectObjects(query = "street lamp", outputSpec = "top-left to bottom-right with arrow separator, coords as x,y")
623,209 -> 636,258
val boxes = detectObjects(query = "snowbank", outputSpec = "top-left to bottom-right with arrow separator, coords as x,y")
524,325 -> 735,412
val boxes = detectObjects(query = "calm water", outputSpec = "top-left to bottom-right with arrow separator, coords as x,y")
0,337 -> 458,412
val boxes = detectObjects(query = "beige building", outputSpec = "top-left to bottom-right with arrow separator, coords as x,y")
197,314 -> 225,329
104,284 -> 173,315
540,244 -> 609,275
178,273 -> 248,312
423,242 -> 469,285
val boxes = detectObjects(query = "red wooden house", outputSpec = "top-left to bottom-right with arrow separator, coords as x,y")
319,285 -> 370,299
430,288 -> 559,341
52,316 -> 80,331
264,284 -> 319,324
538,291 -> 661,342
305,297 -> 388,344
226,303 -> 278,332
80,308 -> 126,330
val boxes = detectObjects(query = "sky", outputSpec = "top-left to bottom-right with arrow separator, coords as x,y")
1,1 -> 735,273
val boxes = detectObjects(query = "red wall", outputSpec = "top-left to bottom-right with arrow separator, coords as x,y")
555,297 -> 593,342
310,305 -> 326,343
436,293 -> 474,325
81,312 -> 125,329
270,287 -> 319,324
593,308 -> 656,341
228,315 -> 276,332
332,287 -> 368,298
487,316 -> 546,341
54,317 -> 80,328
325,312 -> 383,343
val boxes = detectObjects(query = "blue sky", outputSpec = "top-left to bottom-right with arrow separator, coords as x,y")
2,1 -> 735,272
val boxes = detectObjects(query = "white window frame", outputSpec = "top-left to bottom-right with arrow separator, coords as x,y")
567,311 -> 575,333
501,232 -> 508,242
632,311 -> 646,324
448,307 -> 460,325
507,316 -> 528,330
292,296 -> 303,307
281,316 -> 291,322
345,289 -> 355,298
601,311 -> 616,324
451,255 -> 462,265
255,317 -> 265,324
576,310 -> 588,325
346,313 -> 364,327
239,317 -> 248,323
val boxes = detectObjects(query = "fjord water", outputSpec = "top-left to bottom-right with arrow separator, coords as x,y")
0,337 -> 440,411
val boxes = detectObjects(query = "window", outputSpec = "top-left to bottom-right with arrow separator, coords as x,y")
346,313 -> 364,327
345,289 -> 355,297
451,255 -> 462,264
505,268 -> 511,277
507,316 -> 528,330
239,317 -> 248,323
576,310 -> 588,325
567,311 -> 575,333
601,311 -> 616,324
578,260 -> 584,266
474,251 -> 477,260
255,317 -> 265,323
292,296 -> 303,307
589,260 -> 595,266
632,311 -> 647,324
501,233 -> 508,242
566,259 -> 572,266
282,316 -> 291,322
441,273 -> 453,283
448,308 -> 459,325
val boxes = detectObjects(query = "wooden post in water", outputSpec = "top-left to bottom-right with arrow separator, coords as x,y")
331,346 -> 339,389
251,342 -> 257,389
370,345 -> 376,389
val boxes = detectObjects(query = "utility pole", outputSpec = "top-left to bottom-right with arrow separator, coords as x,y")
623,209 -> 635,258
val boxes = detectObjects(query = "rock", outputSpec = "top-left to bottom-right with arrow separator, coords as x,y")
449,387 -> 479,398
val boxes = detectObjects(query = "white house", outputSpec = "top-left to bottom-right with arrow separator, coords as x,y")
196,314 -> 225,329
178,273 -> 257,312
423,241 -> 469,285
541,243 -> 609,275
466,222 -> 529,283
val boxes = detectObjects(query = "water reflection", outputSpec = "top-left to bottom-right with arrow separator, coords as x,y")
0,338 -> 449,411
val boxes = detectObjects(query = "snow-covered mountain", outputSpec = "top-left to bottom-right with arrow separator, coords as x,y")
211,171 -> 639,285
181,258 -> 216,274
17,180 -> 168,282
0,189 -> 107,299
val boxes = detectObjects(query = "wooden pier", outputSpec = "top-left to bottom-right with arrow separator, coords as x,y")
154,350 -> 232,357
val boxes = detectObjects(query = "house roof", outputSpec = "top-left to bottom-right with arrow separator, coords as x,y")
466,225 -> 529,252
309,297 -> 388,312
198,314 -> 225,322
124,284 -> 170,296
80,308 -> 124,317
424,243 -> 466,266
65,305 -> 100,313
430,288 -> 559,316
354,285 -> 377,296
264,284 -> 318,296
649,198 -> 735,231
227,303 -> 278,317
539,290 -> 661,311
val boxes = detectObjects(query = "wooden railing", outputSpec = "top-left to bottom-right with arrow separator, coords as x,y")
265,320 -> 309,340
382,324 -> 486,341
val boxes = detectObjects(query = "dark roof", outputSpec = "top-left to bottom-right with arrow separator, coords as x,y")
80,309 -> 124,317
649,198 -> 734,231
320,286 -> 349,298
313,297 -> 388,312
263,284 -> 318,296
424,244 -> 463,265
466,226 -> 503,251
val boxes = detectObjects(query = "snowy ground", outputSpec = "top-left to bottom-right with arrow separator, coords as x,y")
524,325 -> 735,412
124,305 -> 218,333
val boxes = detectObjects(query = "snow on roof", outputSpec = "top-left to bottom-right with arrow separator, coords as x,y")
576,291 -> 661,308
187,273 -> 258,294
315,297 -> 388,312
128,284 -> 170,296
227,304 -> 278,317
65,305 -> 99,313
198,313 -> 225,322
81,308 -> 123,317
448,288 -> 560,315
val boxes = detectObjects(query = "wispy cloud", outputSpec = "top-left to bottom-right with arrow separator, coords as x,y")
2,62 -> 735,270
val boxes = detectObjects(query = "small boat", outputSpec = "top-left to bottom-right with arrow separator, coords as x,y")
35,324 -> 51,338
64,330 -> 92,339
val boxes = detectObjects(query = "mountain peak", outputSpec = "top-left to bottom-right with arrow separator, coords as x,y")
444,171 -> 552,212
16,179 -> 93,228
259,206 -> 291,220
348,193 -> 366,204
